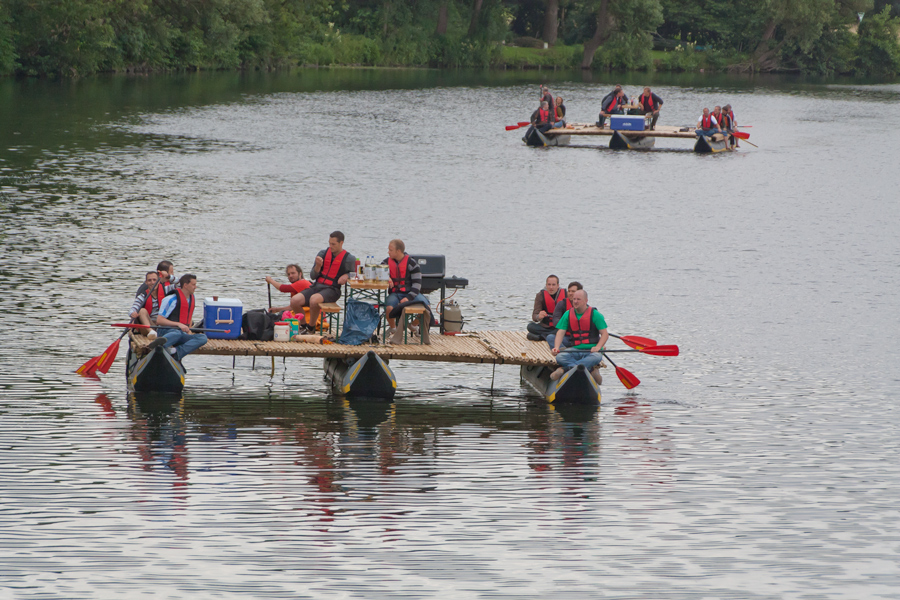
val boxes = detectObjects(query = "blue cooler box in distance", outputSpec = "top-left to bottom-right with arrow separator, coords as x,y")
609,115 -> 645,131
203,298 -> 243,339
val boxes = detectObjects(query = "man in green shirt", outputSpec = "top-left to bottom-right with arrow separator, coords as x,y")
551,290 -> 609,384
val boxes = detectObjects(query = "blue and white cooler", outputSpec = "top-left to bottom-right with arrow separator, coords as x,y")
203,297 -> 243,339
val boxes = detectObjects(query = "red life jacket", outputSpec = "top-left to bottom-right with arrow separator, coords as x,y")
389,255 -> 411,294
609,96 -> 619,112
143,283 -> 167,314
701,114 -> 714,129
641,93 -> 655,111
316,249 -> 347,286
719,112 -> 731,129
569,306 -> 597,346
175,289 -> 195,326
538,108 -> 550,123
542,290 -> 563,323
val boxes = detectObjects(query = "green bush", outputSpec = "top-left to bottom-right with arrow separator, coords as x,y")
856,6 -> 900,76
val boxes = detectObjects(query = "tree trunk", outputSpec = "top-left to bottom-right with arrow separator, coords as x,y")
468,0 -> 484,37
752,19 -> 781,71
436,1 -> 449,36
542,0 -> 559,46
581,0 -> 613,69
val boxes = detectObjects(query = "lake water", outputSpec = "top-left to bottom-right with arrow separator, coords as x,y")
1,68 -> 898,599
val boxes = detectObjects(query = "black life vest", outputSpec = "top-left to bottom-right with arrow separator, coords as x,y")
701,114 -> 714,129
175,289 -> 195,326
316,249 -> 347,287
569,306 -> 599,346
388,255 -> 411,294
143,283 -> 167,314
542,290 -> 564,324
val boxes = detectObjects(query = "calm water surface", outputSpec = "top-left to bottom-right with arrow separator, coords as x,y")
0,69 -> 898,599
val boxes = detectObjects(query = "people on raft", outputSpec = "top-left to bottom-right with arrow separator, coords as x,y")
550,289 -> 609,385
597,86 -> 628,128
129,261 -> 178,337
266,264 -> 311,315
539,84 -> 553,110
637,87 -> 663,130
546,280 -> 582,350
552,96 -> 566,129
527,275 -> 565,341
695,107 -> 723,138
292,231 -> 356,333
135,260 -> 173,298
524,100 -> 554,142
145,274 -> 208,361
719,104 -> 737,148
382,238 -> 432,344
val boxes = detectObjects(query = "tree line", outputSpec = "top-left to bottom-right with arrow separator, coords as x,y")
0,0 -> 898,77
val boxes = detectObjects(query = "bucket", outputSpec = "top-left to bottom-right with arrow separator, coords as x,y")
286,319 -> 300,337
274,322 -> 291,342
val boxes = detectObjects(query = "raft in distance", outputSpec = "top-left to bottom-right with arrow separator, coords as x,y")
526,123 -> 731,153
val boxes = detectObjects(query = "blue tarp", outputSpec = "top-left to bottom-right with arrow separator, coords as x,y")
339,299 -> 380,345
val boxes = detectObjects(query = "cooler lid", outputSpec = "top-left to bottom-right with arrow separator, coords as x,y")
203,297 -> 243,306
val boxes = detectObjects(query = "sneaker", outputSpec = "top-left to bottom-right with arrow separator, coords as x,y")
526,332 -> 542,341
591,368 -> 603,385
147,329 -> 157,340
522,136 -> 527,143
147,337 -> 167,352
550,367 -> 564,381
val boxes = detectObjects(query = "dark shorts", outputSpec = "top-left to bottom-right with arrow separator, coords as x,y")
300,283 -> 340,304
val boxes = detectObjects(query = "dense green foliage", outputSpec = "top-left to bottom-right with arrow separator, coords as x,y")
0,0 -> 897,76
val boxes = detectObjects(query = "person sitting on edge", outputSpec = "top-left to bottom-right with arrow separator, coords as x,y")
524,101 -> 554,142
638,86 -> 663,130
129,261 -> 178,338
382,239 -> 431,342
721,104 -> 738,147
550,289 -> 609,384
696,107 -> 722,137
146,274 -> 208,361
134,260 -> 174,298
551,96 -> 567,129
266,264 -> 311,315
527,275 -> 565,341
292,231 -> 355,333
546,280 -> 582,350
597,85 -> 628,128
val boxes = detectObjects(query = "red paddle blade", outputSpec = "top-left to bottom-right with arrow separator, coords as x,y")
615,366 -> 641,389
518,121 -> 530,127
638,344 -> 679,357
505,125 -> 519,131
76,355 -> 101,376
95,339 -> 121,374
731,131 -> 750,139
620,335 -> 657,350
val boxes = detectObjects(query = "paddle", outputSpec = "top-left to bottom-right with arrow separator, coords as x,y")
505,122 -> 532,130
609,333 -> 657,350
731,130 -> 750,140
590,345 -> 679,356
78,275 -> 166,376
601,352 -> 641,389
111,323 -> 228,333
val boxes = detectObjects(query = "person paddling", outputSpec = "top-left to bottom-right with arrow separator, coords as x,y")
292,231 -> 355,333
146,274 -> 208,361
550,289 -> 608,384
527,275 -> 565,341
129,261 -> 178,337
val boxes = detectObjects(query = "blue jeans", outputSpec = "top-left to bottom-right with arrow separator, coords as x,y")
556,349 -> 604,371
386,293 -> 430,313
695,128 -> 719,137
159,329 -> 208,362
546,332 -> 572,349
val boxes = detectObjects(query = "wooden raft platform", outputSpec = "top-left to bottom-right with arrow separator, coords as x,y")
130,331 -> 557,367
545,123 -> 698,139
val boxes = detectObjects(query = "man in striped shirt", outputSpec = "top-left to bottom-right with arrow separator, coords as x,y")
382,239 -> 431,339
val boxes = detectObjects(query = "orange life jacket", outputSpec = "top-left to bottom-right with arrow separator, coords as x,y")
316,249 -> 347,286
389,255 -> 411,294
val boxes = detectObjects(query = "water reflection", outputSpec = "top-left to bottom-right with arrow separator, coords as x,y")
127,393 -> 189,487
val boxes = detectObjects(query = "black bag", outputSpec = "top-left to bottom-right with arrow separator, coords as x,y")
241,309 -> 279,341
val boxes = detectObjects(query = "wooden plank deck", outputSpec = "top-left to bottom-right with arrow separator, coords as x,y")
130,331 -> 557,367
545,123 -> 698,139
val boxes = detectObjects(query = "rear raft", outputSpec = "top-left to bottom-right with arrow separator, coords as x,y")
538,124 -> 734,153
324,350 -> 397,401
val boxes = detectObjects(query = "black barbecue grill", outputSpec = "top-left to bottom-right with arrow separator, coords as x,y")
411,255 -> 468,332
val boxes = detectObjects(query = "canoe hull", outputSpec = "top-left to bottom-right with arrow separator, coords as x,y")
609,131 -> 655,150
694,134 -> 730,153
521,364 -> 601,405
324,350 -> 397,401
126,347 -> 185,394
524,128 -> 569,147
